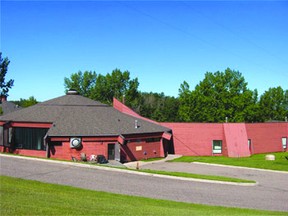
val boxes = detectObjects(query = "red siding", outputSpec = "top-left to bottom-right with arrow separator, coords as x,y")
0,147 -> 47,157
49,140 -> 115,161
113,98 -> 158,124
121,140 -> 161,161
48,134 -> 164,162
120,133 -> 164,161
2,109 -> 287,160
11,122 -> 52,128
161,122 -> 287,157
246,123 -> 288,154
161,123 -> 224,156
224,123 -> 250,157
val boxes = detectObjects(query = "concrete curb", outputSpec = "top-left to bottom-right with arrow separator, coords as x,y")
0,154 -> 257,186
192,162 -> 288,174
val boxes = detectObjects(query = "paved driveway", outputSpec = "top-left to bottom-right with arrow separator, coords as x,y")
140,161 -> 288,188
1,155 -> 287,212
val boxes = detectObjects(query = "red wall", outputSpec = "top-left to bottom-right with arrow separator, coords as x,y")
113,98 -> 158,124
161,123 -> 225,156
2,116 -> 287,160
246,123 -> 288,154
121,140 -> 161,162
49,137 -> 118,161
224,123 -> 251,157
161,122 -> 287,157
48,135 -> 164,162
0,147 -> 47,157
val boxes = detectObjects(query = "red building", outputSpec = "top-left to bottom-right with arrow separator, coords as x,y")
114,98 -> 288,157
160,122 -> 287,157
0,90 -> 172,162
0,92 -> 287,161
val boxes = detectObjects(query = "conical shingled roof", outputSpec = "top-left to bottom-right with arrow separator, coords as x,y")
0,94 -> 171,137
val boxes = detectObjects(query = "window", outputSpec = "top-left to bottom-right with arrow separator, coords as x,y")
14,127 -> 48,150
213,140 -> 222,154
248,139 -> 252,152
146,138 -> 161,143
282,137 -> 287,149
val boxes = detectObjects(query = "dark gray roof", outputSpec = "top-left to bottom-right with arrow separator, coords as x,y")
0,101 -> 22,115
0,94 -> 170,137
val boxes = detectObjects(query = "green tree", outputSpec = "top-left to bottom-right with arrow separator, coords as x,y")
19,96 -> 38,108
135,92 -> 180,122
0,53 -> 14,97
178,81 -> 192,122
178,68 -> 258,122
64,69 -> 139,106
64,71 -> 97,98
92,69 -> 139,106
258,87 -> 288,122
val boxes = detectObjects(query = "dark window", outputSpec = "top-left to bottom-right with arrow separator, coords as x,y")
14,127 -> 48,150
146,138 -> 161,143
248,139 -> 252,152
50,141 -> 62,146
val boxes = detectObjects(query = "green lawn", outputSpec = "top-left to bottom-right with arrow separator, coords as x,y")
170,152 -> 288,172
0,176 -> 286,216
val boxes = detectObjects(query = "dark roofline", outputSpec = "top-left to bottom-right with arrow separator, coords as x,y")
47,131 -> 166,138
39,104 -> 109,107
48,134 -> 119,138
0,120 -> 53,126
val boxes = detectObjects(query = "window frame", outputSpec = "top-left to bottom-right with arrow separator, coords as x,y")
248,139 -> 252,152
212,140 -> 222,154
14,127 -> 49,151
282,137 -> 287,150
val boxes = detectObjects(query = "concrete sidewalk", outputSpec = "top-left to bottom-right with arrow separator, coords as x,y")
123,154 -> 182,169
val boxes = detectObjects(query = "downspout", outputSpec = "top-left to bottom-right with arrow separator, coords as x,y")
44,133 -> 50,158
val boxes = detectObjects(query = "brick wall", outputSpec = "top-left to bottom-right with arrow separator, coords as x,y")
161,123 -> 225,156
224,123 -> 250,157
49,140 -> 114,161
246,123 -> 288,154
121,140 -> 161,162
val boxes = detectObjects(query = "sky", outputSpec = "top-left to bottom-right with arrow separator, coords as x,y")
1,0 -> 287,102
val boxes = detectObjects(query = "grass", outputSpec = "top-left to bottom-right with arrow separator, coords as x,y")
1,176 -> 286,216
138,169 -> 255,183
170,152 -> 288,172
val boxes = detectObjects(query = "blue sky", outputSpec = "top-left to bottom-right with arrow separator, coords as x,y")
1,0 -> 287,102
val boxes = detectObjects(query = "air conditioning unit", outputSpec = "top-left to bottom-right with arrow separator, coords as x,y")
70,138 -> 82,149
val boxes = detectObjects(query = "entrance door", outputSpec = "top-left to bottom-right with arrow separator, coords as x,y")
108,144 -> 115,160
114,143 -> 120,161
108,143 -> 121,161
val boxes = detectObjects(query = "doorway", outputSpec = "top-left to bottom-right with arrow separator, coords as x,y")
108,143 -> 120,161
108,144 -> 115,160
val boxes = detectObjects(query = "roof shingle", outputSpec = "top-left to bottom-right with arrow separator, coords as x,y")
0,94 -> 170,137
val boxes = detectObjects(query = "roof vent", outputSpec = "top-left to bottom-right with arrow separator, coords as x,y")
135,120 -> 139,129
70,137 -> 82,149
67,89 -> 79,95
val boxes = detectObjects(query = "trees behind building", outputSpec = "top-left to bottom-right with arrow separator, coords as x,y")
0,52 -> 14,97
64,68 -> 287,123
4,52 -> 286,121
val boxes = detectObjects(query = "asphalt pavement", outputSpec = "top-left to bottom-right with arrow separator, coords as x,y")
1,154 -> 287,212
